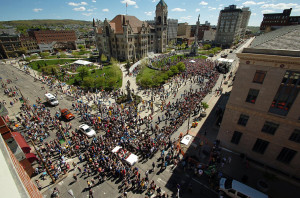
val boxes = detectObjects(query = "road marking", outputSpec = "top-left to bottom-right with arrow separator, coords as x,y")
157,178 -> 166,184
192,178 -> 218,195
58,181 -> 64,185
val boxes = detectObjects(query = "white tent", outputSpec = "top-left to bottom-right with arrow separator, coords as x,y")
189,60 -> 196,63
126,153 -> 138,166
112,146 -> 122,153
181,135 -> 193,145
73,60 -> 92,65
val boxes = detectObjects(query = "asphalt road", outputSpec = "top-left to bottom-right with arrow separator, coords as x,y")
1,62 -> 219,198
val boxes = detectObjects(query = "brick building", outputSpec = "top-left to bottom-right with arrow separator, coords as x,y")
29,29 -> 77,50
260,8 -> 300,31
190,24 -> 210,41
217,25 -> 300,181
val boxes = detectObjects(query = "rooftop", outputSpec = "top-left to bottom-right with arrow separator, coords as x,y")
243,25 -> 300,57
249,25 -> 300,51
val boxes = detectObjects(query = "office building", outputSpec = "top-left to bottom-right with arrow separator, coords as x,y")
215,5 -> 251,47
217,25 -> 300,180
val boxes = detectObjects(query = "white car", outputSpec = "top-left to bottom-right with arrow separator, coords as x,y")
78,124 -> 96,138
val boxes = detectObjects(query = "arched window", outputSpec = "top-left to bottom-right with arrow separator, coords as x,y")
105,26 -> 110,37
157,16 -> 161,25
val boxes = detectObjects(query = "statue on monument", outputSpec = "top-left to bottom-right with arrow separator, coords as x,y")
126,80 -> 132,101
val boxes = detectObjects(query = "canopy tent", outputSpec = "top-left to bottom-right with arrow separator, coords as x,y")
181,135 -> 193,145
12,132 -> 31,153
73,60 -> 92,65
217,58 -> 234,64
112,146 -> 122,153
126,153 -> 138,166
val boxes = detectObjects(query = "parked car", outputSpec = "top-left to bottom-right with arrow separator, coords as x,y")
60,109 -> 75,120
219,177 -> 268,198
78,124 -> 96,138
209,54 -> 214,57
221,54 -> 228,58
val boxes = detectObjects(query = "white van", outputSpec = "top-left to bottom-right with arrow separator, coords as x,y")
219,178 -> 268,198
45,93 -> 59,106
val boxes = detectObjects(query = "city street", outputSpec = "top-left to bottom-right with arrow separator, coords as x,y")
0,38 -> 253,198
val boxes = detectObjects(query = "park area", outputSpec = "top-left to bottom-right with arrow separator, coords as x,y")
28,58 -> 122,91
136,54 -> 207,88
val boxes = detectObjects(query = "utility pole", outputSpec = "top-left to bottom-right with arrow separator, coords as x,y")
30,140 -> 55,183
187,108 -> 191,135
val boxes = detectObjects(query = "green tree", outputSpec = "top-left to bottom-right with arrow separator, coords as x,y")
19,47 -> 27,55
77,66 -> 90,81
95,77 -> 105,88
78,44 -> 85,50
82,77 -> 94,88
40,52 -> 50,58
181,43 -> 186,49
203,44 -> 211,50
176,62 -> 186,72
201,102 -> 209,111
101,54 -> 107,62
50,66 -> 58,76
140,76 -> 153,88
170,65 -> 179,74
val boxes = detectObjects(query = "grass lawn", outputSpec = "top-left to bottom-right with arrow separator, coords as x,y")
29,59 -> 77,71
136,65 -> 174,88
67,64 -> 122,90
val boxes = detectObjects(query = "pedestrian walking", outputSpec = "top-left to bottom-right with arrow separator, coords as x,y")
89,189 -> 94,198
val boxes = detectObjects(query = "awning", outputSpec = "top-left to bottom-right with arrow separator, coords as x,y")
11,132 -> 31,153
25,153 -> 38,163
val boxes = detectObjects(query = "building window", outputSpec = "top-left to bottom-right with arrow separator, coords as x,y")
261,121 -> 279,135
237,114 -> 249,126
276,147 -> 297,164
246,89 -> 259,104
252,139 -> 269,154
269,71 -> 300,116
289,129 -> 300,143
253,70 -> 267,84
231,131 -> 242,145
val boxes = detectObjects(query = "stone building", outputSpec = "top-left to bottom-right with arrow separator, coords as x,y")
217,25 -> 300,181
260,8 -> 300,31
215,5 -> 251,47
94,0 -> 168,61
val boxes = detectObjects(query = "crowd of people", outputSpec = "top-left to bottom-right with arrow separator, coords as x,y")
1,53 -> 223,198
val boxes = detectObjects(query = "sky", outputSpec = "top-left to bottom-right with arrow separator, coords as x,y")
1,0 -> 300,26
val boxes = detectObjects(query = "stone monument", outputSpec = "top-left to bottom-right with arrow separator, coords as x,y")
126,80 -> 132,101
190,14 -> 200,56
